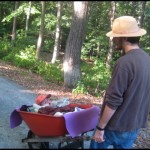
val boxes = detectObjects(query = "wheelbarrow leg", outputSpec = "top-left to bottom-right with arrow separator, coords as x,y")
22,130 -> 49,149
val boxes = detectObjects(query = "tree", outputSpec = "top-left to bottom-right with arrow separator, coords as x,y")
25,1 -> 32,33
139,1 -> 147,27
63,1 -> 89,89
106,1 -> 116,68
131,1 -> 138,17
11,1 -> 19,43
36,1 -> 46,59
51,1 -> 62,64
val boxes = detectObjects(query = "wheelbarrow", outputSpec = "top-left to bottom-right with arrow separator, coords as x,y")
11,103 -> 100,149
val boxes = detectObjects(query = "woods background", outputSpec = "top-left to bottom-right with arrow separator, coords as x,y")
0,1 -> 149,98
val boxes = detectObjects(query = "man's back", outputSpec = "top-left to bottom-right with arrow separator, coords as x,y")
104,48 -> 150,131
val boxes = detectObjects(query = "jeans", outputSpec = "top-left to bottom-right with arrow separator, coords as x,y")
90,129 -> 139,149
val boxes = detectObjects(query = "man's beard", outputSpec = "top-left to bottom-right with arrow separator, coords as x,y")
113,43 -> 123,51
113,43 -> 125,56
113,38 -> 124,51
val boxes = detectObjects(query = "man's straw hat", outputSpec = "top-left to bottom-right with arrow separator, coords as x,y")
106,16 -> 146,37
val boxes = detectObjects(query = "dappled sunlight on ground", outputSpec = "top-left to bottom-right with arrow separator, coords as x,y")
0,65 -> 13,70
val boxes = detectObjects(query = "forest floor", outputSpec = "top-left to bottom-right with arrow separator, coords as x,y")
0,59 -> 150,149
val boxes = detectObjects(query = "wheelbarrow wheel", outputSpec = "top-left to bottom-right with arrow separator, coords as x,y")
27,130 -> 49,149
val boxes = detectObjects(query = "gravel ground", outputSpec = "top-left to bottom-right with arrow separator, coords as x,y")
0,76 -> 36,148
0,59 -> 150,149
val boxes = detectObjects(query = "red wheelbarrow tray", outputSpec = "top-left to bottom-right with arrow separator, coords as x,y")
17,103 -> 100,138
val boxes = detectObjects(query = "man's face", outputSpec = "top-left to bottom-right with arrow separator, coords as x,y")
112,37 -> 123,51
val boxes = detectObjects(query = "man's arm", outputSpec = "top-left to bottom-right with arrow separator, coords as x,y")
97,104 -> 116,129
93,104 -> 116,142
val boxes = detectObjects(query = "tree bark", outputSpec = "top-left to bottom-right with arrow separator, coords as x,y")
36,1 -> 46,59
11,1 -> 19,43
106,1 -> 116,69
131,1 -> 137,18
139,1 -> 147,27
25,1 -> 32,32
63,1 -> 89,89
51,1 -> 62,64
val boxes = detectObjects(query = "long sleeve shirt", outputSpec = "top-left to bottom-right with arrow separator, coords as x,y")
101,48 -> 150,131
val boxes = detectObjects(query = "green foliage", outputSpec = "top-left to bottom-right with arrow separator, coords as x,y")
93,59 -> 111,90
72,80 -> 88,95
72,58 -> 111,97
0,35 -> 12,58
82,1 -> 110,59
145,6 -> 150,17
34,61 -> 63,83
2,2 -> 40,23
45,14 -> 56,31
17,29 -> 37,43
3,45 -> 36,67
3,44 -> 63,84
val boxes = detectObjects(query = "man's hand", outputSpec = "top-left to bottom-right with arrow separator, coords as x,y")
93,129 -> 105,143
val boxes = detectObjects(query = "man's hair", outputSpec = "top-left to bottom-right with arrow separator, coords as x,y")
126,37 -> 140,44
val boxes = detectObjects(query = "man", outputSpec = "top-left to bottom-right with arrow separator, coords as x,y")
90,16 -> 150,149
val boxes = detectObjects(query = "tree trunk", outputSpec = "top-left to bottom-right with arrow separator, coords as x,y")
25,1 -> 32,32
63,1 -> 89,89
131,1 -> 137,18
139,1 -> 147,27
51,1 -> 62,64
36,1 -> 46,59
125,1 -> 130,15
106,1 -> 116,69
11,1 -> 19,43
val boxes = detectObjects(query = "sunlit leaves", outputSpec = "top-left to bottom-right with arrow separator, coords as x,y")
2,2 -> 40,23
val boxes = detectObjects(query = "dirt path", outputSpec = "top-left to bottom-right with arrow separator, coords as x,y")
0,76 -> 36,148
0,60 -> 102,105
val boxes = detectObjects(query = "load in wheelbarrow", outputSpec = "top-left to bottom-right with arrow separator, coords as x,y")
10,103 -> 100,149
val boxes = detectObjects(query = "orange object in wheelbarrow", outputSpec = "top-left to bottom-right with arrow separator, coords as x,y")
17,103 -> 100,137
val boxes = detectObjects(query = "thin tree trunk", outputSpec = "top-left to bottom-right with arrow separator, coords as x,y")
51,1 -> 62,64
125,1 -> 129,15
139,1 -> 147,27
131,1 -> 137,17
106,1 -> 116,69
25,1 -> 31,33
63,1 -> 89,89
36,1 -> 46,59
11,1 -> 19,43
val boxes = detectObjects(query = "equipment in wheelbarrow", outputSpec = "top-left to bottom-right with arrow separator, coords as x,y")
10,103 -> 100,148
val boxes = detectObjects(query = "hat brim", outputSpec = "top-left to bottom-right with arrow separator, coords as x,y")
106,29 -> 146,37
